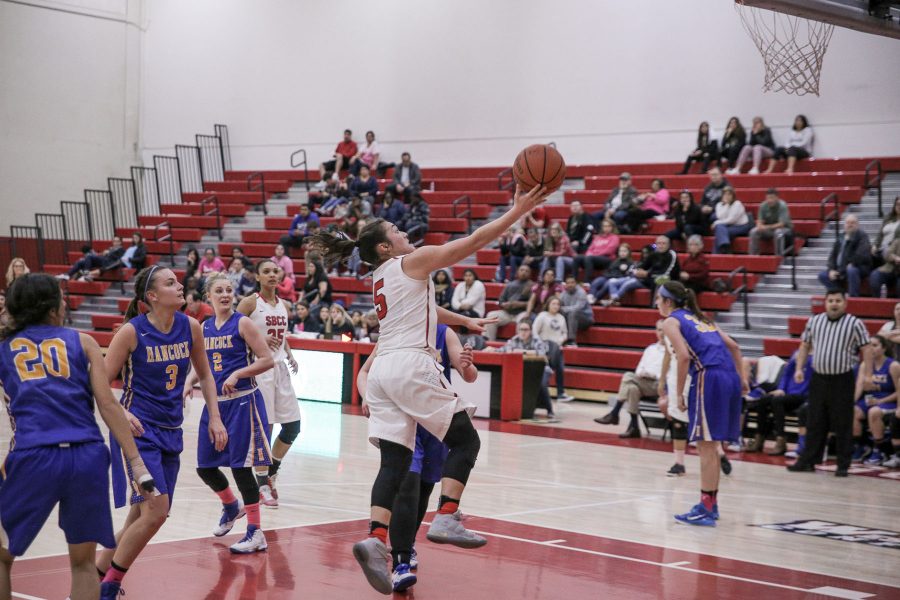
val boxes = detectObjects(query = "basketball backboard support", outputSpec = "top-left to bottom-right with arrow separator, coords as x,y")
740,0 -> 900,40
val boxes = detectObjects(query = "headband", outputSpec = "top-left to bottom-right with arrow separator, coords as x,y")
142,264 -> 160,302
658,285 -> 684,305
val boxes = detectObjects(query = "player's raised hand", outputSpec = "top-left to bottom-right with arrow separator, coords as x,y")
513,184 -> 549,214
464,315 -> 499,334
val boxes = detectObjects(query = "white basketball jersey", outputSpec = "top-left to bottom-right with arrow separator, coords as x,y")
250,293 -> 289,362
372,256 -> 436,353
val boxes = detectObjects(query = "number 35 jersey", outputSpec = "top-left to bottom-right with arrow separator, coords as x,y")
249,294 -> 288,363
0,325 -> 101,449
122,312 -> 193,428
371,256 -> 436,354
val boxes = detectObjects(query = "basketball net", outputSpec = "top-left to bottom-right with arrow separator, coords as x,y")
735,1 -> 835,96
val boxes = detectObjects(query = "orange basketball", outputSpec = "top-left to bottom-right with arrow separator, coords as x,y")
512,144 -> 566,194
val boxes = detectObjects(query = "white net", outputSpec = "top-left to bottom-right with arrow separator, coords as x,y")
735,1 -> 835,96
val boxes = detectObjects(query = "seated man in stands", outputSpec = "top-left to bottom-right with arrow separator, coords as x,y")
60,237 -> 127,281
385,152 -> 422,201
377,191 -> 407,226
600,236 -> 680,307
678,235 -> 710,294
183,290 -> 214,322
566,201 -> 594,255
818,214 -> 872,297
484,265 -> 534,341
318,128 -> 357,184
591,172 -> 638,232
594,320 -> 666,438
398,193 -> 430,243
744,350 -> 813,455
559,274 -> 592,346
279,204 -> 321,249
488,319 -> 558,422
699,167 -> 730,226
749,188 -> 793,255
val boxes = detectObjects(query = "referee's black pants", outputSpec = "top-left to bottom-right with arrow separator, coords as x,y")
798,371 -> 854,470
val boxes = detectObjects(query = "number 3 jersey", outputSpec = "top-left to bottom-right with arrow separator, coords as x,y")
0,325 -> 101,449
122,312 -> 193,428
249,294 -> 288,363
372,256 -> 437,354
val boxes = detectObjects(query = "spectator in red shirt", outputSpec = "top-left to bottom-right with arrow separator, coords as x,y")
183,290 -> 214,322
679,234 -> 710,294
318,129 -> 358,182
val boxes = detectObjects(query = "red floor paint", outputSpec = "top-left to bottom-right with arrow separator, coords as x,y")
13,517 -> 897,599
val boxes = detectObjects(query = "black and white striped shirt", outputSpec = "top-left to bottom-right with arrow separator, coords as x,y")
802,312 -> 869,375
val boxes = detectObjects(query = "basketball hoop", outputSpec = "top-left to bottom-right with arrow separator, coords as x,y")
735,0 -> 835,96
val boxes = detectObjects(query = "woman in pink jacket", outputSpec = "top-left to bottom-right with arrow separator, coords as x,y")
574,219 -> 620,282
626,179 -> 670,232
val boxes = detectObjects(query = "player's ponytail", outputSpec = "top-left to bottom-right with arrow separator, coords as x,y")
125,265 -> 161,322
307,218 -> 390,268
660,280 -> 711,325
0,273 -> 63,339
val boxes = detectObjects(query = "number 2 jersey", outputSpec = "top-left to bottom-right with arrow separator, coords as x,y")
372,256 -> 437,354
121,312 -> 193,428
0,325 -> 101,450
203,312 -> 254,393
249,294 -> 288,362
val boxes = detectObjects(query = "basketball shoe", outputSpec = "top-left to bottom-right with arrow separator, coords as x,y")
100,581 -> 123,599
213,500 -> 245,537
674,503 -> 716,527
230,526 -> 268,554
392,563 -> 417,592
666,463 -> 686,477
259,476 -> 279,508
352,537 -> 392,595
409,546 -> 419,570
426,511 -> 487,548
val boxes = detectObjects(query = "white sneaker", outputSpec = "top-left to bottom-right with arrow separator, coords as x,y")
748,167 -> 760,175
784,449 -> 798,459
229,527 -> 268,554
557,394 -> 575,402
213,501 -> 245,537
259,483 -> 278,508
352,537 -> 392,594
55,273 -> 70,281
882,453 -> 900,468
313,180 -> 327,191
726,168 -> 739,175
587,294 -> 596,304
426,511 -> 487,548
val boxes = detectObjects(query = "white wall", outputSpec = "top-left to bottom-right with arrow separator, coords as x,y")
0,0 -> 142,235
140,0 -> 900,171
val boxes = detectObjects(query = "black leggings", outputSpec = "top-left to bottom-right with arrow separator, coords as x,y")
197,466 -> 260,505
389,471 -> 437,566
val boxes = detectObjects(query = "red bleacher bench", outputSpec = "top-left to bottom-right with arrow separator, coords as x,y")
183,191 -> 265,205
161,203 -> 250,218
810,296 -> 895,319
788,315 -> 885,336
565,187 -> 859,205
583,172 -> 864,191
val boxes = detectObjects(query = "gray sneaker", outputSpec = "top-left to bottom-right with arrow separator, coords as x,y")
352,537 -> 392,595
882,453 -> 900,468
426,511 -> 487,549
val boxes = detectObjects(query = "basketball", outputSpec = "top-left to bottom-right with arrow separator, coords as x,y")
512,144 -> 566,194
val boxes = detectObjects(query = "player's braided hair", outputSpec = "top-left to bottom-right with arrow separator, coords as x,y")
307,218 -> 390,268
0,273 -> 64,339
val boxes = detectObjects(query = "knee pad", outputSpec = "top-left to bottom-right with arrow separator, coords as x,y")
371,440 -> 413,510
231,467 -> 260,506
277,420 -> 302,445
891,413 -> 900,441
196,467 -> 229,492
441,412 -> 481,484
671,420 -> 687,440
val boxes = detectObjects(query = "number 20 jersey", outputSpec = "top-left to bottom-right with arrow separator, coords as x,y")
371,256 -> 437,354
121,312 -> 193,428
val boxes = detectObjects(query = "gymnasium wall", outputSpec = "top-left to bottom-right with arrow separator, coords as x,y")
0,0 -> 143,235
139,0 -> 900,171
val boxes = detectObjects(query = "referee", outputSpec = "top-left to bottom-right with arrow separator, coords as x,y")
788,290 -> 869,477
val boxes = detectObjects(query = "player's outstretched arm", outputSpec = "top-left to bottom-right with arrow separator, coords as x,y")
403,184 -> 548,280
188,317 -> 228,451
446,328 -> 478,383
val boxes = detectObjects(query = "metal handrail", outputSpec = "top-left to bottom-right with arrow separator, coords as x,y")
497,167 -> 514,191
726,266 -> 750,330
864,159 -> 883,218
200,195 -> 223,240
247,172 -> 267,215
819,192 -> 840,242
290,148 -> 310,191
150,221 -> 175,265
451,194 -> 473,233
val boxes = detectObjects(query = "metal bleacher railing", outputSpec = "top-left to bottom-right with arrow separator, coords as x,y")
6,124 -> 233,271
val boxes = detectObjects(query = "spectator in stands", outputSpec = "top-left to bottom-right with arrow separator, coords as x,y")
280,204 -> 321,250
594,320 -> 667,438
385,152 -> 422,201
289,300 -> 318,334
236,266 -> 257,303
451,268 -> 486,318
728,116 -> 775,175
718,116 -> 746,169
566,201 -> 594,254
587,243 -> 633,304
872,196 -> 900,266
496,225 -> 527,282
680,121 -> 719,174
349,130 -> 384,176
629,179 -> 670,232
226,258 -> 244,289
318,128 -> 358,183
699,167 -> 730,225
183,290 -> 214,322
768,114 -> 814,174
593,173 -> 638,232
852,335 -> 899,465
399,193 -> 430,243
788,290 -> 869,477
560,274 -> 593,345
276,267 -> 297,303
749,188 -> 793,255
679,235 -> 710,294
711,186 -> 752,253
341,194 -> 374,222
321,304 -> 355,339
122,233 -> 147,271
60,240 -> 119,281
600,237 -> 680,307
526,268 -> 564,319
271,243 -> 294,280
744,351 -> 812,455
377,191 -> 407,225
0,290 -> 5,318
183,247 -> 200,283
484,265 -> 534,340
524,205 -> 547,231
666,191 -> 706,241
541,222 -> 576,279
433,269 -> 454,309
230,246 -> 253,270
574,219 -> 619,283
198,247 -> 226,277
489,320 -> 558,422
358,309 -> 381,342
348,165 -> 379,200
533,296 -> 576,402
877,303 -> 900,358
302,259 -> 332,310
521,227 -> 545,273
818,214 -> 872,297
